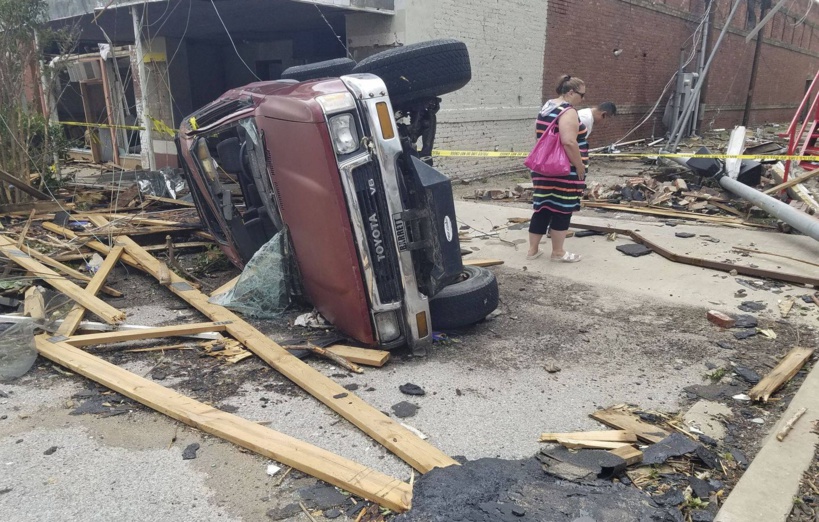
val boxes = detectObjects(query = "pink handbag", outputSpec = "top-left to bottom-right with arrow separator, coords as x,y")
524,107 -> 572,177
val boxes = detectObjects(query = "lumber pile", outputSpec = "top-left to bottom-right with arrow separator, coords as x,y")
0,210 -> 464,513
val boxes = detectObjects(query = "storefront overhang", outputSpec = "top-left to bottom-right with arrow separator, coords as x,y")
47,0 -> 393,22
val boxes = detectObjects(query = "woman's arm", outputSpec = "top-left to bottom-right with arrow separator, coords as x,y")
557,108 -> 586,180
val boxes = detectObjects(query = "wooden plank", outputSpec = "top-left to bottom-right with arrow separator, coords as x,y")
0,167 -> 50,200
24,286 -> 45,320
325,345 -> 391,368
749,347 -> 815,402
462,259 -> 505,267
210,275 -> 240,297
763,168 -> 819,195
66,321 -> 228,347
0,235 -> 124,324
34,336 -> 412,512
556,438 -> 631,450
0,201 -> 73,215
56,246 -> 124,337
145,195 -> 196,207
590,408 -> 671,444
540,430 -> 637,443
609,445 -> 643,466
20,244 -> 122,297
75,225 -> 199,237
61,216 -> 456,474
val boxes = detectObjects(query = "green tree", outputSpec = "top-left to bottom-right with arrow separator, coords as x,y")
0,0 -> 72,204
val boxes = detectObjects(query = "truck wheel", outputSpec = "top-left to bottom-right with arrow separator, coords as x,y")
429,266 -> 498,331
280,58 -> 356,82
352,39 -> 471,108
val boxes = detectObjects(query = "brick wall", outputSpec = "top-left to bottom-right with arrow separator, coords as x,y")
544,0 -> 819,146
349,0 -> 549,180
348,0 -> 819,179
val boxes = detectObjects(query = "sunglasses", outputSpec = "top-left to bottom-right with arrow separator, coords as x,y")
574,90 -> 586,99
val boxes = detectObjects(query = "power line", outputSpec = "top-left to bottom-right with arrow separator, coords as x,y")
210,0 -> 260,81
313,4 -> 352,59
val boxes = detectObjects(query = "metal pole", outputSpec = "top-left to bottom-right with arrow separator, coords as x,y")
131,5 -> 156,171
695,0 -> 713,134
669,48 -> 686,137
666,155 -> 819,241
742,1 -> 770,127
669,0 -> 742,151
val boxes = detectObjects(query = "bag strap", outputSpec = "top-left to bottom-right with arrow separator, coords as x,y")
538,105 -> 573,139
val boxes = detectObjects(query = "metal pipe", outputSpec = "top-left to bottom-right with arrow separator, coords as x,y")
666,155 -> 819,241
669,0 -> 742,151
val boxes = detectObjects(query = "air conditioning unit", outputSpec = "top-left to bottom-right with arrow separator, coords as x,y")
66,61 -> 102,82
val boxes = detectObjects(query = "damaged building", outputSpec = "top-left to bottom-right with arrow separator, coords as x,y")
36,0 -> 819,178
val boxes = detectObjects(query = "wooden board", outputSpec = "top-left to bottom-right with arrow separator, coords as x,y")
145,195 -> 196,207
590,409 -> 670,444
66,322 -> 229,347
540,430 -> 637,443
749,347 -> 815,402
462,259 -> 505,267
20,244 -> 121,297
67,217 -> 456,474
0,167 -> 50,200
556,438 -> 631,450
35,336 -> 412,512
325,345 -> 391,368
56,246 -> 124,337
0,235 -> 124,324
609,445 -> 643,466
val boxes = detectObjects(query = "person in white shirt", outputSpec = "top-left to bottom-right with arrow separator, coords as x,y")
577,102 -> 617,137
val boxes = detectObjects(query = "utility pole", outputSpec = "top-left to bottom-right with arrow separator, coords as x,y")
742,0 -> 771,127
695,0 -> 713,135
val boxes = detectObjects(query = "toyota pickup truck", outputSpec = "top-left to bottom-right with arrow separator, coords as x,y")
177,40 -> 498,354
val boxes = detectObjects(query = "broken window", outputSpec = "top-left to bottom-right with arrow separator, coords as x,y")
187,118 -> 282,260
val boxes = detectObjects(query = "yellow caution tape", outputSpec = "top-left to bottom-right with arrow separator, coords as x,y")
59,119 -> 179,137
431,150 -> 816,161
148,116 -> 177,138
189,117 -> 199,131
60,120 -> 144,131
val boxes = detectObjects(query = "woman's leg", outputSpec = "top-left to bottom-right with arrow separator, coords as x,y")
527,210 -> 551,257
548,212 -> 575,259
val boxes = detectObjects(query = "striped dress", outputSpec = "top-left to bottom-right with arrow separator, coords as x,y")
531,102 -> 588,214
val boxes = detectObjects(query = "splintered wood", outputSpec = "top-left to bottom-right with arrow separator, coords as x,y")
539,430 -> 637,443
590,408 -> 671,444
749,347 -> 815,402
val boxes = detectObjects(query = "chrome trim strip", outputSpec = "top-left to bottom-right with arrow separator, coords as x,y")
340,74 -> 432,352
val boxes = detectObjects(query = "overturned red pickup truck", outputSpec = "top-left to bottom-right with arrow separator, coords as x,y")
176,40 -> 498,354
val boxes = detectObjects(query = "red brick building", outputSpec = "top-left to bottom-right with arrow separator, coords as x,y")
544,0 -> 819,145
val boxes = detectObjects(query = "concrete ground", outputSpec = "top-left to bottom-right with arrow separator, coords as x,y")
1,201 -> 818,521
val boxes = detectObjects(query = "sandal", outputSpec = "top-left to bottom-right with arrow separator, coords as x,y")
550,251 -> 582,263
526,251 -> 543,260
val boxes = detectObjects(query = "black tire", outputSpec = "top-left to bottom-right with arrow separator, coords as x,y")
280,58 -> 356,82
429,266 -> 498,331
351,39 -> 471,107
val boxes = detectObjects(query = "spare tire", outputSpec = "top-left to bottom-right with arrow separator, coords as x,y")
352,39 -> 471,107
429,266 -> 498,331
280,58 -> 356,82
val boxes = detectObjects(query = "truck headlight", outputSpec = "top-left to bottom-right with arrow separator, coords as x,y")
328,114 -> 359,155
374,311 -> 401,343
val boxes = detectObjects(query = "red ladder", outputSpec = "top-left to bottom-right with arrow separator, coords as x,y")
781,70 -> 819,182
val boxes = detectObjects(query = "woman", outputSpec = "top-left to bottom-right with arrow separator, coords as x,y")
526,75 -> 589,263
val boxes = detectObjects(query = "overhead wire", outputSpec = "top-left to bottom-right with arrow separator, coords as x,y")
611,2 -> 714,145
210,0 -> 261,81
312,3 -> 353,59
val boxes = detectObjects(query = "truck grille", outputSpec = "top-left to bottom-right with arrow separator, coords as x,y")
352,161 -> 401,303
